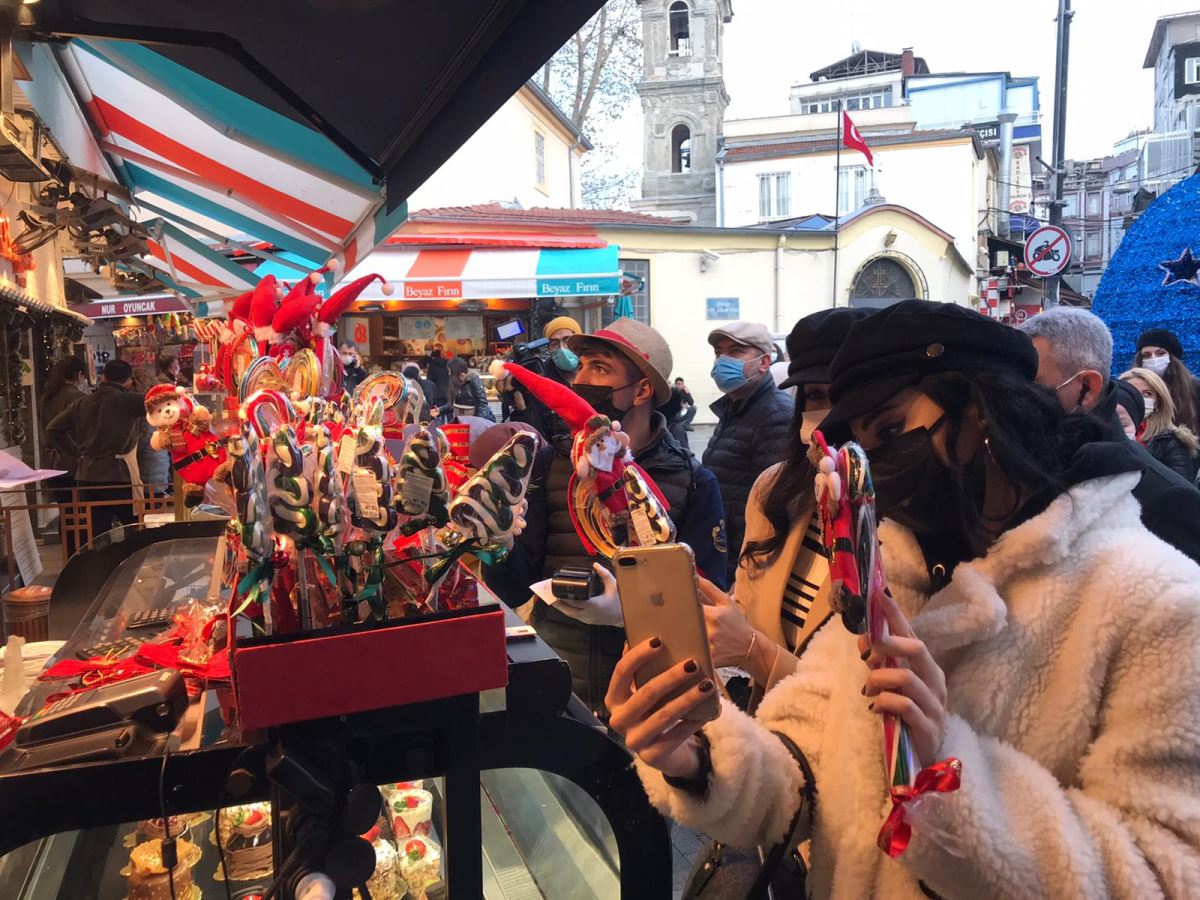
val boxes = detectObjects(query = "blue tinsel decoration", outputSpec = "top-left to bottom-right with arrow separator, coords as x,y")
1092,172 -> 1200,374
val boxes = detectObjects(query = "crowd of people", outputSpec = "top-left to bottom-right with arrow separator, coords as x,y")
35,301 -> 1200,895
483,303 -> 1200,898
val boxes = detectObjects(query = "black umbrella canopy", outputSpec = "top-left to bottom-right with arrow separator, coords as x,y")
25,0 -> 605,210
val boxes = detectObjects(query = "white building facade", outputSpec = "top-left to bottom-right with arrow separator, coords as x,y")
404,82 -> 589,212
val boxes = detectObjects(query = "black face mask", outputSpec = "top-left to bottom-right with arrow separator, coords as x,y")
572,381 -> 638,422
866,417 -> 987,537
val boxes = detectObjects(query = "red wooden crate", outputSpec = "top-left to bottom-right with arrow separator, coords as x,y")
232,572 -> 508,731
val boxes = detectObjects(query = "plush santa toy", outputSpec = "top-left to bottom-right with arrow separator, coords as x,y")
145,384 -> 228,506
575,414 -> 632,516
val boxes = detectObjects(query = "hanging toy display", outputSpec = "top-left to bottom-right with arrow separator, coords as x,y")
144,384 -> 229,505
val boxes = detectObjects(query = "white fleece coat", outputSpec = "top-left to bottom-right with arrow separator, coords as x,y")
639,473 -> 1200,899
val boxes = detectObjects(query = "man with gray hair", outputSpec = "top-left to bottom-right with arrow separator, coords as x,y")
1019,307 -> 1112,415
1019,307 -> 1200,564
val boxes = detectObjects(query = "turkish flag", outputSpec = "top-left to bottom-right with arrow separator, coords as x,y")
842,111 -> 874,167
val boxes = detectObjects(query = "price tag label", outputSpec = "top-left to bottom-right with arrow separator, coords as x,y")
337,432 -> 358,475
401,471 -> 434,515
352,469 -> 380,520
630,505 -> 657,546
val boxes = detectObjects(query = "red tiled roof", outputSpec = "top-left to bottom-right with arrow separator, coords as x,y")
722,128 -> 979,162
408,203 -> 688,227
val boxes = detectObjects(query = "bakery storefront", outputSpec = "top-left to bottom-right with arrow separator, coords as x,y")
340,244 -> 622,365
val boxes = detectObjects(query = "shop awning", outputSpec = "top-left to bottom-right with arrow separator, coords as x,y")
345,246 -> 621,302
25,0 -> 609,276
142,219 -> 259,294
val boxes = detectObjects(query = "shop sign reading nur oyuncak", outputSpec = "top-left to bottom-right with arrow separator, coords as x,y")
75,295 -> 192,319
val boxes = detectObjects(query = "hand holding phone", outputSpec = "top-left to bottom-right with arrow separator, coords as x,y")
612,544 -> 720,723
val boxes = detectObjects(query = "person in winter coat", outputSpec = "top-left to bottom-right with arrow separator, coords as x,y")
610,301 -> 1200,900
425,347 -> 450,407
446,357 -> 495,422
702,321 -> 795,584
46,359 -> 147,542
701,308 -> 870,710
1020,307 -> 1200,565
1121,366 -> 1200,481
1133,327 -> 1200,432
339,343 -> 368,396
484,317 -> 727,716
40,356 -> 89,554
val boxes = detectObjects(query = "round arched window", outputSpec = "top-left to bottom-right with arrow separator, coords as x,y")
850,257 -> 918,304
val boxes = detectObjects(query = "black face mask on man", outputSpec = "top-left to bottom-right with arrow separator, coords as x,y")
572,380 -> 639,423
866,417 -> 987,537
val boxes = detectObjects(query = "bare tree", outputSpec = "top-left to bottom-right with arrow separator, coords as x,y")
540,0 -> 642,208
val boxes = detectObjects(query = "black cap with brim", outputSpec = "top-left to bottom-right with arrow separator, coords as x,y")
779,307 -> 872,390
818,299 -> 1038,442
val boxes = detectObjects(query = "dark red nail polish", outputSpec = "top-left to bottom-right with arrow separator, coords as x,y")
699,679 -> 714,693
860,649 -> 870,661
868,702 -> 875,711
860,685 -> 866,695
650,637 -> 662,648
684,659 -> 698,674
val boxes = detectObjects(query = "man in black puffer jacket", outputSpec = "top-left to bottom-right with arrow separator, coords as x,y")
702,321 -> 795,584
484,318 -> 727,716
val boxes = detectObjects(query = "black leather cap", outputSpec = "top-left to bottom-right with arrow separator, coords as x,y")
779,307 -> 872,389
821,300 -> 1039,436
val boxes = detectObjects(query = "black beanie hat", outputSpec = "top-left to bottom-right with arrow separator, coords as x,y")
1136,328 -> 1184,360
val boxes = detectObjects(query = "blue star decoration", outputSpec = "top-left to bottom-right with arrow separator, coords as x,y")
1094,173 -> 1200,372
1159,247 -> 1200,287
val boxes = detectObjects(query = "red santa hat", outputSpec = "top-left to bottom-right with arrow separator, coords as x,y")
228,288 -> 254,324
314,274 -> 392,338
144,383 -> 187,413
490,361 -> 597,433
271,290 -> 322,346
248,275 -> 281,343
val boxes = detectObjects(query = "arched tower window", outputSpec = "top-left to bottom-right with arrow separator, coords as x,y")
669,2 -> 691,55
850,257 -> 918,305
671,124 -> 692,173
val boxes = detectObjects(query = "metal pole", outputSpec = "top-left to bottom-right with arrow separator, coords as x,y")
1046,0 -> 1073,308
832,99 -> 842,307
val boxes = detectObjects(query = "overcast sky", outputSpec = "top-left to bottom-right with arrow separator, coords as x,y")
721,0 -> 1190,159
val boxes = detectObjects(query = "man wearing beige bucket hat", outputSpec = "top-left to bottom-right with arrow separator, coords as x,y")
485,316 -> 728,716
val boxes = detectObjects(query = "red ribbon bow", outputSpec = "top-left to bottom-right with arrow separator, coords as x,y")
877,757 -> 962,857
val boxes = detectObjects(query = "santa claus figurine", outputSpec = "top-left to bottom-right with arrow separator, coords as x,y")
574,414 -> 632,517
145,384 -> 228,506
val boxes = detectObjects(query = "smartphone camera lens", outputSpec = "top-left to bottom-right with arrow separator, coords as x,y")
617,557 -> 637,568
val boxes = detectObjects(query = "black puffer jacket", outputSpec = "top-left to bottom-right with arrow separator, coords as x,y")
485,413 -> 728,714
702,374 -> 794,583
1143,430 -> 1200,481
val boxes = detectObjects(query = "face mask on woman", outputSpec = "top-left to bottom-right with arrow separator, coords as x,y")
710,355 -> 755,393
799,409 -> 826,446
1145,397 -> 1157,415
1143,355 -> 1170,376
866,417 -> 987,536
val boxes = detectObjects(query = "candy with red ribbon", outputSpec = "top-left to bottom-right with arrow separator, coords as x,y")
877,757 -> 962,857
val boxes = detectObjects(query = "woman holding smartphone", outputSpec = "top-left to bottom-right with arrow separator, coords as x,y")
608,301 -> 1200,898
701,308 -> 867,708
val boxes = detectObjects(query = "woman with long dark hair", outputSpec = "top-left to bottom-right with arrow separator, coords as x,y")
699,308 -> 866,706
1134,328 -> 1200,433
608,301 -> 1200,898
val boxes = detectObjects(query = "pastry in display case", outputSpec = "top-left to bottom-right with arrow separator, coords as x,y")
389,787 -> 433,838
217,802 -> 274,881
127,836 -> 198,900
397,834 -> 443,899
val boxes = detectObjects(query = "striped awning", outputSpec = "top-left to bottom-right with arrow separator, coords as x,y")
55,38 -> 404,279
344,246 -> 621,302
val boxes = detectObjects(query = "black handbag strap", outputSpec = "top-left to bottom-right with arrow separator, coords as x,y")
747,729 -> 817,899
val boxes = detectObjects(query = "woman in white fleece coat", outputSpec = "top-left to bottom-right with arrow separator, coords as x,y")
608,301 -> 1200,899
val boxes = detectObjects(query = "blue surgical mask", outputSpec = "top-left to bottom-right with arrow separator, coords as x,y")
711,355 -> 750,393
551,346 -> 579,372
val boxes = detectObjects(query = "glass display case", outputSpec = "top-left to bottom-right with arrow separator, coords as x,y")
0,525 -> 671,898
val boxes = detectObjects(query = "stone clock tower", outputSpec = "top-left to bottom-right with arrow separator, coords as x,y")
633,0 -> 732,225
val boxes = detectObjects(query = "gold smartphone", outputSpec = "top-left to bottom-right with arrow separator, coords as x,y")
613,543 -> 721,723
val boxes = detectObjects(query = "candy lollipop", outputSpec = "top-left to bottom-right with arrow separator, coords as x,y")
311,422 -> 348,549
426,432 -> 538,583
622,465 -> 676,546
268,424 -> 317,539
395,427 -> 452,525
347,397 -> 398,533
229,424 -> 271,563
